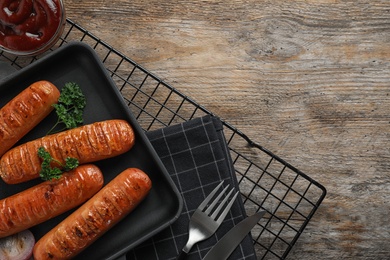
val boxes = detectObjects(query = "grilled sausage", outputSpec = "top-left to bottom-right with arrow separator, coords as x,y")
0,164 -> 104,238
0,80 -> 60,157
33,168 -> 152,260
0,119 -> 135,184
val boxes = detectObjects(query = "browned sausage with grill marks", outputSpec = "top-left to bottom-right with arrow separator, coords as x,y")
0,119 -> 135,184
0,80 -> 60,157
0,164 -> 104,238
33,168 -> 152,260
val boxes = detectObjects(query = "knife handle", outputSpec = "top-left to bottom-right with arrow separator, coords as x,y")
176,250 -> 187,260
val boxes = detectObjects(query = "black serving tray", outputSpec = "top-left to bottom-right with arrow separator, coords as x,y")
0,42 -> 183,260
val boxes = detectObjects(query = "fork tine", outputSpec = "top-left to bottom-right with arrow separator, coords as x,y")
204,185 -> 230,214
215,191 -> 239,224
198,181 -> 224,210
210,188 -> 234,219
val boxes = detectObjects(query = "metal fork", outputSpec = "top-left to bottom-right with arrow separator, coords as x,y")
176,181 -> 239,260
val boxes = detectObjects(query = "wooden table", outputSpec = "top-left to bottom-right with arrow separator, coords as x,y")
64,0 -> 390,259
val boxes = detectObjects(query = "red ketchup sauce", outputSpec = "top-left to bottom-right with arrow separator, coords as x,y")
0,0 -> 64,53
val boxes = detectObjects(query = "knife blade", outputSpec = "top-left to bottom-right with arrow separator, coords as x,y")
202,211 -> 265,260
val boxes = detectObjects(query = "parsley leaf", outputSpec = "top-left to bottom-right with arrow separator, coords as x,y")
38,147 -> 79,181
47,82 -> 86,135
64,157 -> 79,171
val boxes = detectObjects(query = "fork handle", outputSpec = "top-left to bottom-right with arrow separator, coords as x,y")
176,250 -> 188,260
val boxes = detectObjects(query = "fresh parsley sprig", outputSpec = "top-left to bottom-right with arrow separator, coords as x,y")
38,147 -> 79,181
47,82 -> 86,135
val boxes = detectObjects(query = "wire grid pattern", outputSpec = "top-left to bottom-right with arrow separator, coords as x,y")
0,19 -> 326,259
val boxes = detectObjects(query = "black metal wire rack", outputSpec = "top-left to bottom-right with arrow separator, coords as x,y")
0,19 -> 326,259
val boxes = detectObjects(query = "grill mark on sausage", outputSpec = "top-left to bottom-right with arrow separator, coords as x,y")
69,130 -> 82,160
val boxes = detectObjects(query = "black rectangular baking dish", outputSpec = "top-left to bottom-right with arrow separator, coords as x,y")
0,42 -> 183,260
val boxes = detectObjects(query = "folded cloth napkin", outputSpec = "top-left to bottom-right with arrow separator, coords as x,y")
126,115 -> 257,260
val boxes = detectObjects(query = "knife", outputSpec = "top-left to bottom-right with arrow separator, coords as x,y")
202,211 -> 265,260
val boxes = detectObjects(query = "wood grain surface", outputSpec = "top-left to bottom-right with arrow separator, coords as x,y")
63,0 -> 390,259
